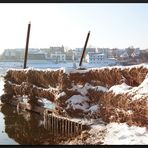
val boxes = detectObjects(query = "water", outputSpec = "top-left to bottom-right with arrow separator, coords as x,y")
0,104 -> 74,145
0,106 -> 18,145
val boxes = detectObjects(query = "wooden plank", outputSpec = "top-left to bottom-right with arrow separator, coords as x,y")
65,119 -> 67,135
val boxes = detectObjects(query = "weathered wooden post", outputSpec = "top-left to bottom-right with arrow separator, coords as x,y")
79,31 -> 90,67
67,119 -> 70,136
75,122 -> 79,135
65,119 -> 68,135
62,118 -> 64,134
73,122 -> 77,136
55,117 -> 58,135
59,118 -> 62,133
70,121 -> 73,135
24,22 -> 31,69
48,114 -> 51,130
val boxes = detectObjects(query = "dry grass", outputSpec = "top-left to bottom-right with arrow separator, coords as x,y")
1,66 -> 148,127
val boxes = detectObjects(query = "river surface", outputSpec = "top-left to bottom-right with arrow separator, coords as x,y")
0,104 -> 71,145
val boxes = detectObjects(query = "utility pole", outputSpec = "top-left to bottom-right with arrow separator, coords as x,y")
79,31 -> 90,67
24,22 -> 31,69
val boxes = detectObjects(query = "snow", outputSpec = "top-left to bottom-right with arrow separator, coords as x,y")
37,97 -> 56,110
108,74 -> 148,100
66,95 -> 89,111
63,119 -> 148,145
109,83 -> 132,94
55,91 -> 66,100
104,122 -> 148,145
0,77 -> 4,95
95,86 -> 108,92
64,68 -> 90,75
65,94 -> 100,114
68,83 -> 108,96
88,105 -> 100,113
135,74 -> 148,95
68,83 -> 89,96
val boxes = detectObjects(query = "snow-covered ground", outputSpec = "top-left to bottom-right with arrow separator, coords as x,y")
62,117 -> 148,145
104,122 -> 148,145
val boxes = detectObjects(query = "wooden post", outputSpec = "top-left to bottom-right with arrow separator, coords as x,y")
67,119 -> 70,136
48,114 -> 51,130
73,122 -> 77,136
80,123 -> 83,132
24,22 -> 31,69
43,112 -> 45,129
70,121 -> 73,135
55,117 -> 58,135
65,119 -> 68,135
79,31 -> 90,67
59,118 -> 62,133
51,115 -> 53,133
62,118 -> 64,134
53,116 -> 56,135
76,122 -> 79,135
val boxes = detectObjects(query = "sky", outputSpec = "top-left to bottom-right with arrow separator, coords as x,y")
0,3 -> 148,54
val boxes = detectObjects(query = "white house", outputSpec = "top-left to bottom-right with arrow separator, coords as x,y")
87,52 -> 107,64
131,48 -> 140,58
86,52 -> 117,66
120,51 -> 129,59
73,48 -> 83,61
50,52 -> 66,63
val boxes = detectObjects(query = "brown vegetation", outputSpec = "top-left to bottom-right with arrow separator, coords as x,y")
1,65 -> 148,127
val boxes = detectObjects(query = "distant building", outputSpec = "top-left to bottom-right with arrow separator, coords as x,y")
49,46 -> 65,54
1,48 -> 48,61
87,52 -> 107,64
73,48 -> 83,61
1,48 -> 24,61
86,52 -> 117,66
120,51 -> 129,59
131,48 -> 140,58
97,48 -> 111,58
50,52 -> 66,63
73,48 -> 97,61
86,48 -> 96,53
65,50 -> 74,61
28,48 -> 47,60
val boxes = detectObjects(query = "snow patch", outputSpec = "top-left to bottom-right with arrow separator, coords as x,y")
66,95 -> 89,111
37,97 -> 56,109
104,122 -> 148,145
88,105 -> 99,113
0,77 -> 4,95
68,83 -> 108,96
109,83 -> 132,94
55,91 -> 66,100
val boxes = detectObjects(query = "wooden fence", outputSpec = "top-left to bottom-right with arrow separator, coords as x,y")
43,112 -> 89,137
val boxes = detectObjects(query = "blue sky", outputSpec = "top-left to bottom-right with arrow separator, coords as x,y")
0,3 -> 148,53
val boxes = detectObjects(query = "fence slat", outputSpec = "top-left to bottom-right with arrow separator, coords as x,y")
43,113 -> 86,137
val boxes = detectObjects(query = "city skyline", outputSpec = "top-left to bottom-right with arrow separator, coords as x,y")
0,3 -> 148,54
